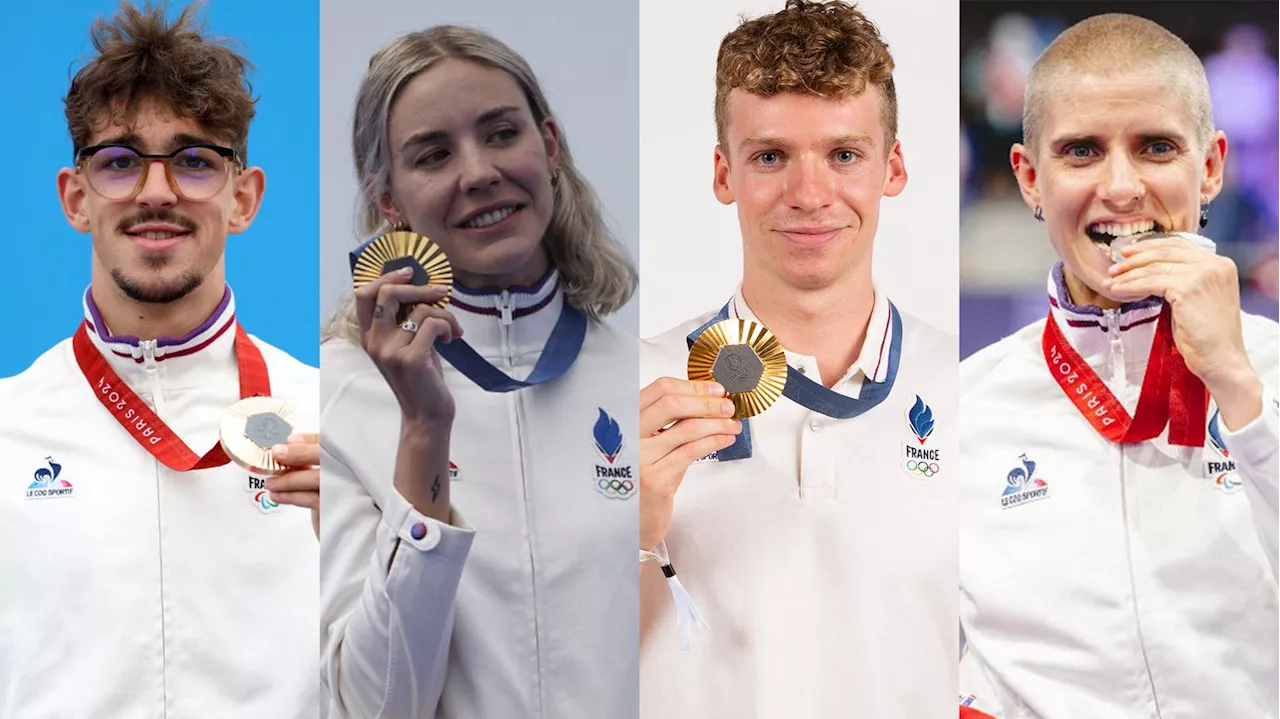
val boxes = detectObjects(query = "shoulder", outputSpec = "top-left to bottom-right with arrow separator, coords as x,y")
959,319 -> 1046,400
894,306 -> 957,359
639,311 -> 719,384
0,339 -> 75,405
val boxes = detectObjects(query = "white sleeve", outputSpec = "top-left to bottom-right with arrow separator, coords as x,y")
1222,387 -> 1280,580
320,442 -> 475,718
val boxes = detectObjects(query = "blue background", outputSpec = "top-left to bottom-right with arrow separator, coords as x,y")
1,0 -> 319,375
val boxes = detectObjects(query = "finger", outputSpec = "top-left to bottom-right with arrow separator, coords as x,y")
1111,238 -> 1209,274
640,377 -> 724,411
404,303 -> 464,346
367,284 -> 450,351
641,392 -> 737,436
354,268 -> 415,333
271,437 -> 319,468
659,432 -> 740,469
265,468 -> 318,494
644,417 -> 742,463
1102,267 -> 1185,299
269,490 -> 319,511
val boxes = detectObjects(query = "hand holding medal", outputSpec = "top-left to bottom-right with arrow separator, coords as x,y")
350,230 -> 462,427
1103,231 -> 1263,430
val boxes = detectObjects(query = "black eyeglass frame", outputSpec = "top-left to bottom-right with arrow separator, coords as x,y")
72,143 -> 245,201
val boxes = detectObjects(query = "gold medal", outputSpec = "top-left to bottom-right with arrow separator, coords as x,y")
350,230 -> 453,307
687,319 -> 788,419
219,396 -> 303,476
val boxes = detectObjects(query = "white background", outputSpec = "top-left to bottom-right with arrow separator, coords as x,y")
319,0 -> 639,333
639,0 -> 960,337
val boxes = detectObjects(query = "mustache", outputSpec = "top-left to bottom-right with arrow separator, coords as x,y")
117,209 -> 198,234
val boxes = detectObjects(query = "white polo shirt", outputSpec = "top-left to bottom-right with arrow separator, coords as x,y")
638,287 -> 958,718
958,266 -> 1279,718
0,288 -> 320,719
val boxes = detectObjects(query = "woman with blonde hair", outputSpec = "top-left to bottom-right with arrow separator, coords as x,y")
319,26 -> 639,719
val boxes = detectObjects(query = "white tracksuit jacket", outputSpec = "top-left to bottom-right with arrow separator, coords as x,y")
319,270 -> 639,719
959,266 -> 1279,719
0,288 -> 320,719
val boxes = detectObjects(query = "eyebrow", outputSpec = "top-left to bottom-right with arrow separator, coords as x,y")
738,133 -> 875,152
87,132 -> 224,153
399,105 -> 523,152
1049,130 -> 1189,149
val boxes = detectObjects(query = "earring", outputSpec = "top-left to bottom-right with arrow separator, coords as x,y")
391,219 -> 410,232
1198,204 -> 1209,229
1034,205 -> 1043,222
550,168 -> 560,185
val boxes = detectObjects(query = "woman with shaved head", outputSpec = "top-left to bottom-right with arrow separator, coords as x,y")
958,13 -> 1278,719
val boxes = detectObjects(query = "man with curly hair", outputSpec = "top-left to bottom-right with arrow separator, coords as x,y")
0,3 -> 318,716
638,1 -> 956,716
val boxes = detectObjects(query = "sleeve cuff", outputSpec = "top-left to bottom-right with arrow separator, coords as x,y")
1221,385 -> 1280,469
381,487 -> 475,555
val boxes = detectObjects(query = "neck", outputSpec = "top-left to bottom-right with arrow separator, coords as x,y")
89,271 -> 227,341
1062,266 -> 1121,310
453,247 -> 551,293
741,265 -> 875,387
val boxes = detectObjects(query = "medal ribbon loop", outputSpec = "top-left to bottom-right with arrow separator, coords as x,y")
73,320 -> 272,471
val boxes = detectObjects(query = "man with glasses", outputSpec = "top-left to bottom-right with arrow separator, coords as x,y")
0,4 -> 319,717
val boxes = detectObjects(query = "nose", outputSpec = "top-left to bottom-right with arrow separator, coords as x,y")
783,155 -> 834,213
458,145 -> 501,194
1097,152 -> 1145,208
134,160 -> 178,208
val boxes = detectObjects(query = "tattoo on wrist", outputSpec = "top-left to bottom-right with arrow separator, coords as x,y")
373,305 -> 384,319
431,473 -> 442,503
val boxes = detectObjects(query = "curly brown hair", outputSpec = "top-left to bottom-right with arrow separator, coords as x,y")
64,1 -> 256,161
714,0 -> 897,154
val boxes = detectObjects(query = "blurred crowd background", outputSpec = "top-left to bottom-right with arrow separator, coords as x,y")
960,0 -> 1279,357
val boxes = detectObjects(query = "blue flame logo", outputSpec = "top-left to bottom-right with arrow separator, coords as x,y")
1207,409 -> 1228,457
906,395 -> 935,444
593,408 -> 624,464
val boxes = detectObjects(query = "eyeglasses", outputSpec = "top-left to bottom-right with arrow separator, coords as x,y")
74,143 -> 243,201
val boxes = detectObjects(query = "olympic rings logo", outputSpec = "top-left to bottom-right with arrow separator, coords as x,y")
904,459 -> 940,478
597,478 -> 636,498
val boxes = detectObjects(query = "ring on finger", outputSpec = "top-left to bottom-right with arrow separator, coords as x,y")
400,319 -> 419,333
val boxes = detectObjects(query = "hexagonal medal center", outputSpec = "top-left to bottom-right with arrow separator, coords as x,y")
380,256 -> 428,285
712,344 -> 764,394
245,411 -> 293,450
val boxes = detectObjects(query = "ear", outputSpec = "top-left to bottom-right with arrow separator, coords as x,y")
226,166 -> 265,235
712,144 -> 734,205
57,167 -> 92,233
1199,130 -> 1228,204
1010,142 -> 1041,214
541,116 -> 562,175
881,139 -> 907,198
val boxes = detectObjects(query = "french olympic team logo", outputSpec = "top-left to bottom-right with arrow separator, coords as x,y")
593,408 -> 635,500
901,396 -> 941,478
1000,454 -> 1049,509
1204,409 -> 1240,492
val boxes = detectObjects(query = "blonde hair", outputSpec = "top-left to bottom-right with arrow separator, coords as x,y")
324,26 -> 636,343
1023,13 -> 1214,154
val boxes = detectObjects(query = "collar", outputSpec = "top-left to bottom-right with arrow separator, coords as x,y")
447,269 -> 564,362
82,285 -> 239,387
730,284 -> 894,389
1046,261 -> 1161,359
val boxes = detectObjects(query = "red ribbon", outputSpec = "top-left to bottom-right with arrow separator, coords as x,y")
73,320 -> 272,471
1042,305 -> 1206,446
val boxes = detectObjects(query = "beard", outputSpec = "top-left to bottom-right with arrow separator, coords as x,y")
110,263 -> 205,304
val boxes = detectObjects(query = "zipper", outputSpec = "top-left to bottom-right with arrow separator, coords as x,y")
1102,309 -> 1127,391
140,338 -> 169,716
497,290 -> 515,369
1118,445 -> 1162,717
512,389 -> 544,716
